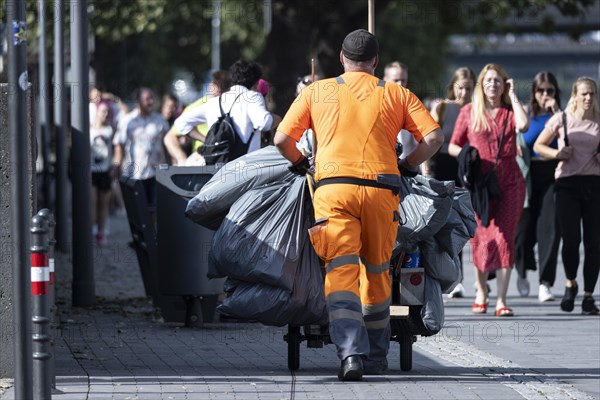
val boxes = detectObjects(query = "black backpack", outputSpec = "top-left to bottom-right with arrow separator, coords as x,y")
200,93 -> 254,165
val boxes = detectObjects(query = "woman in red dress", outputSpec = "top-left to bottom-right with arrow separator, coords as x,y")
449,64 -> 529,316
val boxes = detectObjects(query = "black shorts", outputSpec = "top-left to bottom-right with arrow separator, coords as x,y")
92,172 -> 112,192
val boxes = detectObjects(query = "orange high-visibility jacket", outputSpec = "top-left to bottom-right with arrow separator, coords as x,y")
278,71 -> 439,181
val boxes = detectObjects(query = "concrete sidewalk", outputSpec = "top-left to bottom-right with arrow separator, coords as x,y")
1,212 -> 599,400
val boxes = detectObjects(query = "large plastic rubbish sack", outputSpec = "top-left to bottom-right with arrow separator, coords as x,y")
420,236 -> 462,293
208,176 -> 309,291
434,188 -> 477,257
212,176 -> 328,326
420,275 -> 444,335
186,146 -> 292,230
394,175 -> 454,255
216,241 -> 328,327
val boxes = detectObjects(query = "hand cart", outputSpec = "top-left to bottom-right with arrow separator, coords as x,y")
284,252 -> 433,372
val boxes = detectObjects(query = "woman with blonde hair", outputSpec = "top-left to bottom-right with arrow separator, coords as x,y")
427,67 -> 476,181
449,63 -> 529,316
534,77 -> 600,315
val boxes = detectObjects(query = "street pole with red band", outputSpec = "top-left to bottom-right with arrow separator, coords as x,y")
37,208 -> 57,391
30,252 -> 49,296
36,209 -> 55,289
30,212 -> 52,399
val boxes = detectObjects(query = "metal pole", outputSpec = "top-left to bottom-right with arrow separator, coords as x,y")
38,0 -> 51,208
37,209 -> 56,391
53,0 -> 69,251
368,0 -> 375,34
263,0 -> 272,35
30,213 -> 52,399
7,0 -> 34,398
211,0 -> 221,72
70,0 -> 95,306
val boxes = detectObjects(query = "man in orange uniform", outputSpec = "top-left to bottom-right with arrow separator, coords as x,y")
274,29 -> 443,381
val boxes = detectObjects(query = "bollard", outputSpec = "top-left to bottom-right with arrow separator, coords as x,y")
38,208 -> 57,392
31,212 -> 52,399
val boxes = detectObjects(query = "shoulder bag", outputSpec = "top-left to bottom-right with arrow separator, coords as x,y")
482,112 -> 509,199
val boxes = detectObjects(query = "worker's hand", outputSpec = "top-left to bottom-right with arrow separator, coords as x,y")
395,142 -> 404,158
398,158 -> 419,178
555,146 -> 573,161
288,156 -> 311,176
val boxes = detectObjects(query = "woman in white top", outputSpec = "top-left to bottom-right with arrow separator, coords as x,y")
90,101 -> 115,246
425,66 -> 476,181
534,77 -> 600,315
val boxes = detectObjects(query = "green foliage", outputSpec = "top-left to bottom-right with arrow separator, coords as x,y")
88,0 -> 167,40
1,0 -> 596,107
91,0 -> 268,97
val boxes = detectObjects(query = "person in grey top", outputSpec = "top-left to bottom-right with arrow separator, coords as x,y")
113,87 -> 169,206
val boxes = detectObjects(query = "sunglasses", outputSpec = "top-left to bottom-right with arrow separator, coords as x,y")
536,87 -> 555,95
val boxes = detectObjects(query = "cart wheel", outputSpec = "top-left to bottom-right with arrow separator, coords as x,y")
287,326 -> 301,371
400,335 -> 413,371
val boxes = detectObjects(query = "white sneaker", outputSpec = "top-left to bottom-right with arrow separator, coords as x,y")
517,275 -> 530,297
448,283 -> 465,298
538,284 -> 555,302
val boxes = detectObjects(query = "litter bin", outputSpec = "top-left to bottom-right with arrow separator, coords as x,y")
156,165 -> 226,327
120,175 -> 187,324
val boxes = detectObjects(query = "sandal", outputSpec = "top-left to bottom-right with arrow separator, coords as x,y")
472,303 -> 487,314
495,307 -> 514,317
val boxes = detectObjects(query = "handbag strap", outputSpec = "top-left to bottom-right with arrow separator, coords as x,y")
494,112 -> 509,168
562,111 -> 570,147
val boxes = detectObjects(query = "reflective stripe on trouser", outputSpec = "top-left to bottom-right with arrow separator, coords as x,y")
309,183 -> 398,361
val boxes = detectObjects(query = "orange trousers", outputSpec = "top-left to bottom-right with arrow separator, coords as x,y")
309,183 -> 399,361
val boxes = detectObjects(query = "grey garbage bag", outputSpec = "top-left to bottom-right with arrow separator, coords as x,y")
186,146 -> 292,230
213,176 -> 327,326
394,175 -> 454,254
420,236 -> 461,293
208,176 -> 308,291
216,239 -> 328,327
421,275 -> 444,334
434,188 -> 477,257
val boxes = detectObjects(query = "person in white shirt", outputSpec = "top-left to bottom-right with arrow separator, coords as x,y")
165,60 -> 281,165
113,87 -> 170,206
383,61 -> 418,159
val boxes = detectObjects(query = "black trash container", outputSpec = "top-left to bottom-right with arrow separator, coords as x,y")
156,165 -> 226,327
120,175 -> 187,323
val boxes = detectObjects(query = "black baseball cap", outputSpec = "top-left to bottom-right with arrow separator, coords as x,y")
342,29 -> 379,61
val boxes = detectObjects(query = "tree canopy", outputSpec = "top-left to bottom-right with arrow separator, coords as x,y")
1,0 -> 597,111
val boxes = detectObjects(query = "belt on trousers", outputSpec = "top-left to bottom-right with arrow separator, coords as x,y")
315,175 -> 401,195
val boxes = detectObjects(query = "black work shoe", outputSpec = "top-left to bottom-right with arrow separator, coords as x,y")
363,358 -> 388,375
560,283 -> 578,312
582,296 -> 599,315
338,355 -> 364,381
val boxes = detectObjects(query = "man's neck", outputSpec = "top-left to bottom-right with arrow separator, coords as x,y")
344,66 -> 374,74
